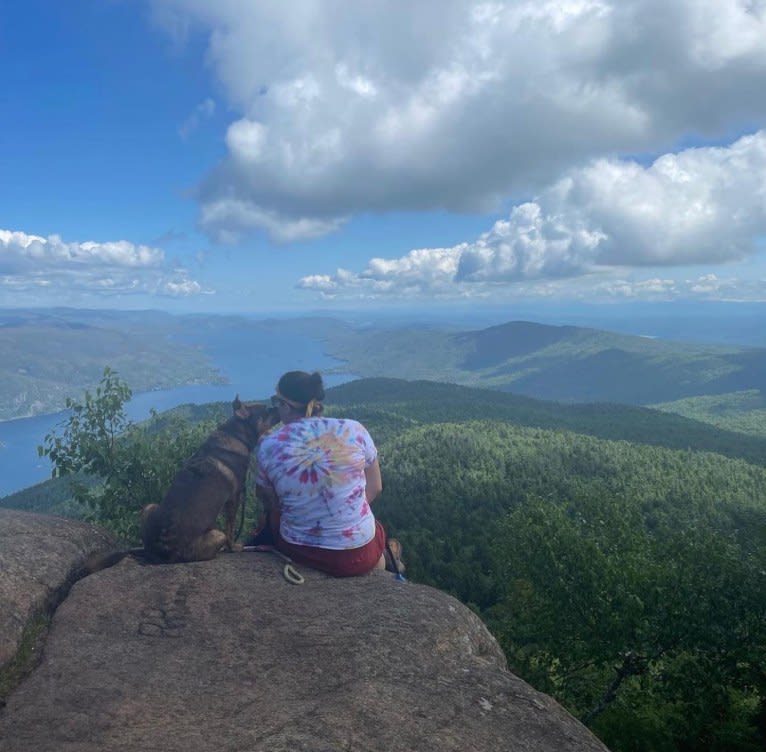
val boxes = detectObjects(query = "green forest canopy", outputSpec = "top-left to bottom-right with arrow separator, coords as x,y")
331,379 -> 766,752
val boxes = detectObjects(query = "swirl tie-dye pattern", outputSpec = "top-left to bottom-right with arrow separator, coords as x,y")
256,418 -> 377,550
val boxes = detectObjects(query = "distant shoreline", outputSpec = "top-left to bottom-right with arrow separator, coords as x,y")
0,375 -> 231,425
0,322 -> 353,498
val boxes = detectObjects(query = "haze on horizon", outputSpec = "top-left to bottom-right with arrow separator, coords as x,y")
2,1 -> 766,316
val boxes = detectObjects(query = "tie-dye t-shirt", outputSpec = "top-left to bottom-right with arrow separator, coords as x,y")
256,417 -> 378,550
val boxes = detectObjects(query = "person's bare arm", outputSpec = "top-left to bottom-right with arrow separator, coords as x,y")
365,457 -> 383,504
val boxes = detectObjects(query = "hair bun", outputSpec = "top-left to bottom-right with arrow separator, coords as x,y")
278,370 -> 325,405
310,372 -> 326,400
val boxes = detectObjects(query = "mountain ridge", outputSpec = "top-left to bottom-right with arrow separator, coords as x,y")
317,319 -> 765,404
3,308 -> 766,420
325,377 -> 766,465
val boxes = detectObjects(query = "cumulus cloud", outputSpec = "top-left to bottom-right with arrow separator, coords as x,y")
0,229 -> 210,301
162,278 -> 208,296
298,130 -> 766,302
0,229 -> 164,271
458,129 -> 766,280
149,0 -> 766,241
297,246 -> 471,299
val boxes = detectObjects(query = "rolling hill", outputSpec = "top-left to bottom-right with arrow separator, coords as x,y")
0,308 -> 224,419
324,377 -> 766,465
311,319 -> 766,405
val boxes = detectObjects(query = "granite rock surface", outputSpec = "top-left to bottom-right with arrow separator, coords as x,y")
0,511 -> 609,752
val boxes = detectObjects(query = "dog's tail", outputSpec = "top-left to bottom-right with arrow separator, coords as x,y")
80,547 -> 145,575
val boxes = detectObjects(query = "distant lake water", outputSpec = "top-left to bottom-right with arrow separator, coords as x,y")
0,326 -> 355,498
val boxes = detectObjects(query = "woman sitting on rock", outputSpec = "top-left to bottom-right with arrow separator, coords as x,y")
252,370 -> 403,577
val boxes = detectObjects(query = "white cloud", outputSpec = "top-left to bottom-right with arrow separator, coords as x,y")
689,273 -> 723,294
583,277 -> 680,300
0,230 -> 164,270
298,129 -> 766,302
455,203 -> 606,283
364,247 -> 464,289
297,246 -> 466,299
0,229 -> 210,301
458,129 -> 766,280
586,274 -> 766,302
150,0 -> 766,240
683,272 -> 766,300
198,198 -> 347,243
162,278 -> 206,296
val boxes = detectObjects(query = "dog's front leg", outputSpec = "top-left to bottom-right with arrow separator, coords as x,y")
187,529 -> 228,561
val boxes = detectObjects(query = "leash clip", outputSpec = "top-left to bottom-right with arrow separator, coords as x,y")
244,545 -> 305,584
283,563 -> 305,585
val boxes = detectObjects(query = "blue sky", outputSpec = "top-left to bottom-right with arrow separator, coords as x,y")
2,0 -> 766,315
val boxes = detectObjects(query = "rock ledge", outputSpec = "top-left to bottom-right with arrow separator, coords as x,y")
0,510 -> 609,752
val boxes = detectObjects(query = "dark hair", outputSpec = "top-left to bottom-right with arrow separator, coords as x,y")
278,371 -> 325,416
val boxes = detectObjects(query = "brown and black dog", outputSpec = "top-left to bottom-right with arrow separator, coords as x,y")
140,397 -> 279,563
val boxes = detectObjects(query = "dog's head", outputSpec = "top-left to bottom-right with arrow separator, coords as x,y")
232,396 -> 280,439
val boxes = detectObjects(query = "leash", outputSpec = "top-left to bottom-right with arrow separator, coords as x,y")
385,540 -> 407,582
235,491 -> 246,541
243,545 -> 305,585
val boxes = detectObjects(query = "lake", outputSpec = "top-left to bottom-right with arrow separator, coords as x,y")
0,325 -> 355,498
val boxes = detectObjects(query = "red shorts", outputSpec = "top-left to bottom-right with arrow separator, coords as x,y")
276,520 -> 387,577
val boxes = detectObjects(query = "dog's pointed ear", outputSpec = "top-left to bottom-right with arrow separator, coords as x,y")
233,395 -> 247,418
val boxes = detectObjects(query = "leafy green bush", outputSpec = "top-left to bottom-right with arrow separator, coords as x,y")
38,368 -> 216,542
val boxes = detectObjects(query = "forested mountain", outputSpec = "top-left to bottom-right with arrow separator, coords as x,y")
314,319 -> 766,405
0,308 -> 224,419
5,375 -> 765,750
325,378 -> 766,465
653,389 -> 766,438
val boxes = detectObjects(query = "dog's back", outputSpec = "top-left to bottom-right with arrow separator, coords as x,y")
141,399 -> 278,562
